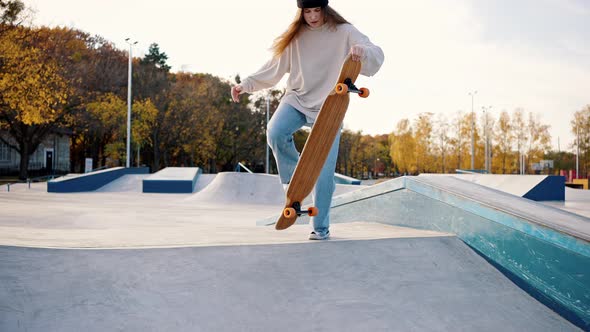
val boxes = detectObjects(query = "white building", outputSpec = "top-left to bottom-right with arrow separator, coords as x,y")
0,130 -> 71,176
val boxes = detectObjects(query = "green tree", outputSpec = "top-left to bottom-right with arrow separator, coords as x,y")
141,43 -> 171,71
337,129 -> 360,176
0,0 -> 25,31
135,43 -> 172,171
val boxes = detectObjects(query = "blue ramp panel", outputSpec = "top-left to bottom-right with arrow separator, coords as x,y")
524,175 -> 566,201
330,176 -> 590,330
47,167 -> 149,193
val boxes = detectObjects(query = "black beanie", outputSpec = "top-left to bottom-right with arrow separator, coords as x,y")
297,0 -> 329,8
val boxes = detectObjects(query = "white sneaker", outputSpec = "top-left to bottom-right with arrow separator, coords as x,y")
309,231 -> 330,240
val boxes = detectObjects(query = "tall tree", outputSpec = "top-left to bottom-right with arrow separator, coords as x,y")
68,36 -> 128,171
251,89 -> 283,173
162,73 -> 222,169
572,105 -> 590,177
525,111 -> 551,169
338,129 -> 360,176
433,113 -> 451,173
86,93 -> 158,166
414,112 -> 434,173
373,134 -> 392,177
0,0 -> 25,34
447,111 -> 466,171
85,93 -> 127,165
494,111 -> 514,174
135,43 -> 172,171
390,119 -> 416,174
0,27 -> 72,178
512,108 -> 527,172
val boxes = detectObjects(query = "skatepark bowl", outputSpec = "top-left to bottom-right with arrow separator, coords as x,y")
1,168 -> 589,331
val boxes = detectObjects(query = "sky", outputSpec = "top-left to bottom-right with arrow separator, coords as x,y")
23,0 -> 590,152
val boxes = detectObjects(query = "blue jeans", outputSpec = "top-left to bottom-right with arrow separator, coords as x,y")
267,102 -> 340,236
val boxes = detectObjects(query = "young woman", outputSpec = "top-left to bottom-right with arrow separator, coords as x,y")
231,0 -> 384,240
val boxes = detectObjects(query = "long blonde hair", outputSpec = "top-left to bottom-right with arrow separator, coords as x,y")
271,6 -> 349,57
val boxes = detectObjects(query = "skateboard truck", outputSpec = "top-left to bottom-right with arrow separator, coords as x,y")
335,78 -> 370,98
283,202 -> 319,219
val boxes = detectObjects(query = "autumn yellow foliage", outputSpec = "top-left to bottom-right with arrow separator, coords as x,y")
0,27 -> 70,125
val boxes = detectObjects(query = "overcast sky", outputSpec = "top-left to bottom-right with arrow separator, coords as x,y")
24,0 -> 590,151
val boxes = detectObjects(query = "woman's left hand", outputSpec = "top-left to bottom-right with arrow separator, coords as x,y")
350,45 -> 365,62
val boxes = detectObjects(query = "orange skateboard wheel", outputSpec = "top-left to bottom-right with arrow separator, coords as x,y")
335,83 -> 348,95
283,207 -> 297,219
359,87 -> 370,98
308,207 -> 319,217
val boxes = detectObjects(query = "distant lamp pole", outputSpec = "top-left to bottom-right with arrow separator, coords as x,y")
468,91 -> 478,170
125,38 -> 138,168
576,125 -> 580,179
266,92 -> 271,174
482,105 -> 492,173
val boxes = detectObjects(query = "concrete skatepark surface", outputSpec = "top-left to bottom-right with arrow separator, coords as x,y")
543,187 -> 590,218
0,172 -> 585,331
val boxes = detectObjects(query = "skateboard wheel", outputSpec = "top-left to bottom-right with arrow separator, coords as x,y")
335,83 -> 348,95
283,207 -> 297,219
308,207 -> 319,217
359,88 -> 370,98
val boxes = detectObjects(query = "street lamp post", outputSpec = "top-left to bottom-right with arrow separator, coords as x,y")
576,125 -> 580,179
469,91 -> 477,170
125,38 -> 138,168
482,105 -> 492,173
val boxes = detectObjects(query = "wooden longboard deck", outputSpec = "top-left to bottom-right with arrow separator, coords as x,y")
275,55 -> 363,230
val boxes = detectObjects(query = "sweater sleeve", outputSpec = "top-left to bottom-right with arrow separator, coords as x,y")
240,46 -> 291,93
347,25 -> 384,77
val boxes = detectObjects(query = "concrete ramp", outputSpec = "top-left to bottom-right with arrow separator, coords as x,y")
185,172 -> 365,206
329,176 -> 590,328
95,174 -> 149,193
0,236 -> 578,332
2,173 -> 588,330
186,172 -> 286,205
543,187 -> 590,218
422,174 -> 565,201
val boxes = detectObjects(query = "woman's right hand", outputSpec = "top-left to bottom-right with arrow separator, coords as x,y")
231,85 -> 243,103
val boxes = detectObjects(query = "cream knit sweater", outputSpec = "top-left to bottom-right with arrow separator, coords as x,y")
240,23 -> 384,122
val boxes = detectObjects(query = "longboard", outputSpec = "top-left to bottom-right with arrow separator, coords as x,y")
275,54 -> 369,230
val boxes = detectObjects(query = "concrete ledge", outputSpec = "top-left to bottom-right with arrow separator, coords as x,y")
142,167 -> 201,193
422,174 -> 565,201
330,176 -> 590,330
47,167 -> 149,193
